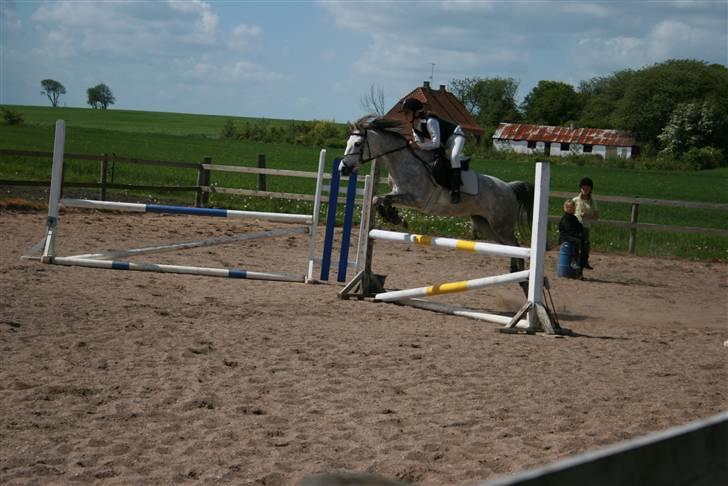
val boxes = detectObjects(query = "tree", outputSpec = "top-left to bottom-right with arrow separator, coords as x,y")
521,80 -> 581,126
40,79 -> 66,107
87,83 -> 115,109
450,77 -> 521,129
614,60 -> 728,146
360,84 -> 386,116
577,69 -> 636,129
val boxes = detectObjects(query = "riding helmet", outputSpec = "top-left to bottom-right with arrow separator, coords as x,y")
401,98 -> 424,113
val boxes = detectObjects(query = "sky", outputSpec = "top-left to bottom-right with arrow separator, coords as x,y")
1,0 -> 726,123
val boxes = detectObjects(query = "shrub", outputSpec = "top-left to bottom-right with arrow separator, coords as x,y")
1,107 -> 23,125
681,146 -> 724,170
220,118 -> 236,139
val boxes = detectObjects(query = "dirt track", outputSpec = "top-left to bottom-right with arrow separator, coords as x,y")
1,209 -> 726,485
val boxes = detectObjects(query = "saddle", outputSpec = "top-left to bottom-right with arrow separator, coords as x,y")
430,148 -> 470,190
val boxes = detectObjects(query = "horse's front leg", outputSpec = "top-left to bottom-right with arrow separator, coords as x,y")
373,192 -> 417,226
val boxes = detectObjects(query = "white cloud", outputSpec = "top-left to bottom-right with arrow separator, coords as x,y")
1,0 -> 22,33
573,36 -> 649,73
168,0 -> 218,34
554,1 -> 610,17
296,97 -> 313,108
189,59 -> 281,83
32,30 -> 76,58
228,23 -> 263,52
438,0 -> 497,13
30,0 -> 221,58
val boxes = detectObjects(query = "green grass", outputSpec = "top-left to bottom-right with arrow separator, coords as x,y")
1,105 -> 726,261
2,105 -> 301,138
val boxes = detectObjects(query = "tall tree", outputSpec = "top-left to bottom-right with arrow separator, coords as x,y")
577,69 -> 636,129
40,79 -> 66,107
86,83 -> 115,110
521,80 -> 581,126
614,60 -> 728,147
450,77 -> 521,129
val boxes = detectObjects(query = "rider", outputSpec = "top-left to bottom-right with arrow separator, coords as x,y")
401,97 -> 466,204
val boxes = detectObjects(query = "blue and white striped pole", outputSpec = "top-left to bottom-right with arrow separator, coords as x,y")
51,257 -> 305,282
60,199 -> 313,224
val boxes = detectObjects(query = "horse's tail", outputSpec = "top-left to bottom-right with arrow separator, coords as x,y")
509,180 -> 534,236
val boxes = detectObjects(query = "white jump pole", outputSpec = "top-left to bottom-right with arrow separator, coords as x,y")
41,119 -> 66,262
369,229 -> 531,260
375,269 -> 530,302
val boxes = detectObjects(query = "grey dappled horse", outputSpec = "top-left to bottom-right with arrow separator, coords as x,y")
340,115 -> 534,275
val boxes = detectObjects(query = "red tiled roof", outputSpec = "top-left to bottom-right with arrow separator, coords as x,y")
385,82 -> 484,138
493,123 -> 636,147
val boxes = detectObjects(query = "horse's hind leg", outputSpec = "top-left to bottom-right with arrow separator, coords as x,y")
470,215 -> 496,241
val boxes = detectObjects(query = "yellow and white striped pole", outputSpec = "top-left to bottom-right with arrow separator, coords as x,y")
374,269 -> 530,302
368,229 -> 530,260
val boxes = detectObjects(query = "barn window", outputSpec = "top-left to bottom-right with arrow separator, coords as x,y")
560,143 -> 570,151
527,141 -> 537,149
583,144 -> 593,153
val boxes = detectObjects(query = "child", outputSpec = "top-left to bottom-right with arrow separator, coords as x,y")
559,199 -> 585,272
572,177 -> 599,269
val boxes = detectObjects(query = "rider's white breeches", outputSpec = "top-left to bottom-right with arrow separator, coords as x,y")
446,134 -> 465,169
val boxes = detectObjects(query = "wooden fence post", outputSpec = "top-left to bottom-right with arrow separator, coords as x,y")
196,156 -> 211,207
99,153 -> 108,201
257,154 -> 266,192
628,201 -> 640,254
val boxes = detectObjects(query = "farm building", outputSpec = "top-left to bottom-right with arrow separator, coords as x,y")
492,123 -> 639,159
385,81 -> 484,141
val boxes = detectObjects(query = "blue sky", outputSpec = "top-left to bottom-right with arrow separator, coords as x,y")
1,0 -> 726,122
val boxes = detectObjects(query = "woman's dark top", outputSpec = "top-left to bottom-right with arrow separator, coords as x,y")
559,213 -> 584,245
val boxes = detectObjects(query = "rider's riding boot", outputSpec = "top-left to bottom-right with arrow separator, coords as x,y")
450,168 -> 462,204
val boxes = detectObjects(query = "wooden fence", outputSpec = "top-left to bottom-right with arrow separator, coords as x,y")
2,149 -> 727,255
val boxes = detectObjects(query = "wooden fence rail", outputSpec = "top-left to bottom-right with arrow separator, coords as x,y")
2,149 -> 727,254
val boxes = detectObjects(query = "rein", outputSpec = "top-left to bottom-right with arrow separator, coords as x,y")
350,130 -> 409,163
346,129 -> 437,185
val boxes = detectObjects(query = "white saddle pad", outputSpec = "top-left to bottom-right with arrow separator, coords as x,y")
461,169 -> 479,196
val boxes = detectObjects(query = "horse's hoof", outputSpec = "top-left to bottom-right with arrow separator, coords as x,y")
377,204 -> 402,225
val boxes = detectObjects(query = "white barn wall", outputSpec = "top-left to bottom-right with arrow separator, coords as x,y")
493,140 -> 633,159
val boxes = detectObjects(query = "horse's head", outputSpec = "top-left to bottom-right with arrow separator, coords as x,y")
339,129 -> 369,177
340,116 -> 411,176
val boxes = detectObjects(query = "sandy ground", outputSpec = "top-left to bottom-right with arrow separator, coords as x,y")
1,209 -> 726,485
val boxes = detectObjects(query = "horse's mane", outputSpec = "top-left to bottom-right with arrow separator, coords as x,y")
351,115 -> 407,139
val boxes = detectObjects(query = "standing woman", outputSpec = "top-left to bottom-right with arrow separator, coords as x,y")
572,177 -> 599,269
400,97 -> 467,204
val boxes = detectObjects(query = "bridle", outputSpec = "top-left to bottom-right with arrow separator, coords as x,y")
340,126 -> 436,182
344,129 -> 410,165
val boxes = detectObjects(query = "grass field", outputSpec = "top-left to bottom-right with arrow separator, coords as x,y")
1,105 -> 726,261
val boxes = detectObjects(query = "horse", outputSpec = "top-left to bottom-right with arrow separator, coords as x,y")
339,115 -> 534,277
